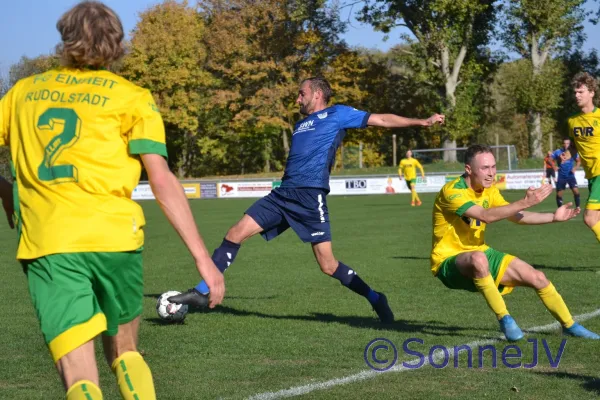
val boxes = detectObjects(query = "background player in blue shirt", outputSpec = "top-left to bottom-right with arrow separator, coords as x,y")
552,138 -> 581,209
170,77 -> 445,323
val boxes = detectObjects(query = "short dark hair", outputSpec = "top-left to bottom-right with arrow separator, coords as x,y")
465,144 -> 493,166
301,77 -> 333,103
563,137 -> 570,142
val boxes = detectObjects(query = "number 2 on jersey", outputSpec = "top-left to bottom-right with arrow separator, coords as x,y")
37,108 -> 81,184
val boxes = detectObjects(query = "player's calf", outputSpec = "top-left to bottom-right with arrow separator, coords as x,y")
103,318 -> 156,400
56,340 -> 100,391
314,241 -> 394,323
583,210 -> 600,242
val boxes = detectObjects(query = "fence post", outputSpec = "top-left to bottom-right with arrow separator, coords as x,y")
392,134 -> 397,167
359,141 -> 363,169
495,133 -> 499,160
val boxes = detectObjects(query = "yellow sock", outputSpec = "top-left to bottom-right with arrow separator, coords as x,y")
473,275 -> 509,320
592,221 -> 600,242
411,190 -> 417,202
66,380 -> 102,400
537,283 -> 574,328
112,351 -> 156,400
414,191 -> 421,202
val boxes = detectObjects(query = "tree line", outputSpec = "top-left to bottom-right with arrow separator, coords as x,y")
2,0 -> 600,177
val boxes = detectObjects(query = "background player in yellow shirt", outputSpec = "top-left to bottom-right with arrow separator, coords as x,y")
568,72 -> 600,242
398,150 -> 425,206
0,2 -> 224,399
431,144 -> 598,341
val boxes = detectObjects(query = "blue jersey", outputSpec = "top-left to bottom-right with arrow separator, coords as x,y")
552,148 -> 578,178
281,105 -> 370,191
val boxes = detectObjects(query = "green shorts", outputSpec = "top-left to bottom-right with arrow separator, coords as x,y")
436,248 -> 516,295
587,176 -> 600,210
406,179 -> 416,189
22,249 -> 143,363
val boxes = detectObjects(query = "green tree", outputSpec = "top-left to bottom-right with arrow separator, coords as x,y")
500,0 -> 588,158
358,0 -> 497,161
9,55 -> 60,86
485,59 -> 565,159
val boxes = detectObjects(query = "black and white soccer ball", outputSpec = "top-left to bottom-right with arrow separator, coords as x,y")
156,291 -> 189,322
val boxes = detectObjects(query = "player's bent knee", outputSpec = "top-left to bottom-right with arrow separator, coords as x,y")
318,259 -> 338,275
533,270 -> 549,289
470,252 -> 490,275
583,212 -> 600,228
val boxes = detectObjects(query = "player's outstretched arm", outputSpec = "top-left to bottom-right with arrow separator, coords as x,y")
463,184 -> 554,224
0,175 -> 13,229
509,203 -> 580,225
367,113 -> 445,129
141,154 -> 224,308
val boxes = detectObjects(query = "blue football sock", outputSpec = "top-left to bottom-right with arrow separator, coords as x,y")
195,238 -> 240,294
332,262 -> 379,305
575,194 -> 580,208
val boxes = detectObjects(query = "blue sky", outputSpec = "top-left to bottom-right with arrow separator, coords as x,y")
0,0 -> 598,75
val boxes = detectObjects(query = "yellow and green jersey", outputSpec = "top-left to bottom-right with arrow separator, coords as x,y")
568,107 -> 600,179
399,158 -> 424,181
0,67 -> 167,259
430,176 -> 508,274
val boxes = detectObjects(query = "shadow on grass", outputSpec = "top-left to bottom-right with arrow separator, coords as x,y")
532,264 -> 600,273
143,304 -> 492,337
533,371 -> 600,395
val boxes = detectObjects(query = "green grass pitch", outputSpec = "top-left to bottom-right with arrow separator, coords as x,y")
1,190 -> 599,399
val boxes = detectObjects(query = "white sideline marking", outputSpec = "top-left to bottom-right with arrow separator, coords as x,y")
246,308 -> 600,400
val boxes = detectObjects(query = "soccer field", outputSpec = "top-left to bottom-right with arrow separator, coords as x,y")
1,190 -> 599,399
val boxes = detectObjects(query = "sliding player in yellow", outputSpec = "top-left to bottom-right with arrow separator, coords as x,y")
431,144 -> 599,341
398,150 -> 425,206
0,2 -> 225,399
568,72 -> 600,242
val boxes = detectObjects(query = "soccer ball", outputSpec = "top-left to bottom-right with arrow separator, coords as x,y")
156,291 -> 188,322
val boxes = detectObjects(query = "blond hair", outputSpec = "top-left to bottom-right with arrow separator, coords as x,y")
56,1 -> 124,68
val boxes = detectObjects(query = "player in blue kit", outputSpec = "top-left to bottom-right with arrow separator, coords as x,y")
169,77 -> 444,323
553,138 -> 581,210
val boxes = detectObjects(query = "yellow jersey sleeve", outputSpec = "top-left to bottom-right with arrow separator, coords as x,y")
415,159 -> 424,175
0,86 -> 14,146
122,90 -> 167,157
439,185 -> 476,216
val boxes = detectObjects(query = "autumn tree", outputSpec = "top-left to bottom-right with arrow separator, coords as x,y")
121,0 -> 214,176
199,0 -> 347,173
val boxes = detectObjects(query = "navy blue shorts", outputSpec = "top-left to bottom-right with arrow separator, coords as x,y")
556,176 -> 578,191
245,187 -> 331,243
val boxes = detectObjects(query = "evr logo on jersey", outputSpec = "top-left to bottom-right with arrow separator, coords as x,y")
573,127 -> 594,137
